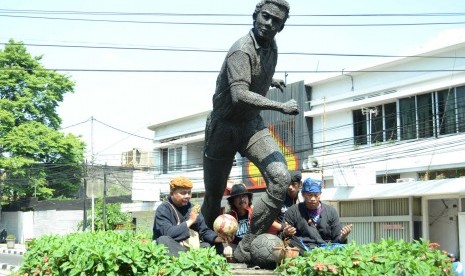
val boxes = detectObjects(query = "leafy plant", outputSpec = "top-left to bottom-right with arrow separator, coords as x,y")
18,231 -> 170,276
17,231 -> 232,276
78,198 -> 133,231
276,239 -> 453,275
6,234 -> 15,240
163,247 -> 231,276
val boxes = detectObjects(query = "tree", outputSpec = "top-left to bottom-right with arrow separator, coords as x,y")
0,40 -> 85,203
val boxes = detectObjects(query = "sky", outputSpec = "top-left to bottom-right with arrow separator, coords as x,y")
1,0 -> 465,166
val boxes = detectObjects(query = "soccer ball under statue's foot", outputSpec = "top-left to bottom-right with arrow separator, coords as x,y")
249,233 -> 284,269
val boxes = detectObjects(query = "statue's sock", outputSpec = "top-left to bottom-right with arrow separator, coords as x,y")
233,233 -> 256,263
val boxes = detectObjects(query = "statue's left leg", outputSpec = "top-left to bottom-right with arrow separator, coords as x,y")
234,134 -> 290,262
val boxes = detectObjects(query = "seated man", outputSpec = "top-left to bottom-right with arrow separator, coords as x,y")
267,170 -> 302,235
272,170 -> 303,234
282,177 -> 353,255
227,183 -> 253,245
153,176 -> 226,257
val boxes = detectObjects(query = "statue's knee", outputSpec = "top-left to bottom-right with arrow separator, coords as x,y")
270,168 -> 290,188
267,168 -> 290,198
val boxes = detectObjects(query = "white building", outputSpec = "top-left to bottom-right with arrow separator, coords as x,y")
305,39 -> 465,262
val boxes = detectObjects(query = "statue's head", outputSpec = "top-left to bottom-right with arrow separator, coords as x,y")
253,0 -> 290,33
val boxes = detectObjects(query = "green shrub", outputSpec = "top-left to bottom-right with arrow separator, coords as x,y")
163,247 -> 232,276
18,231 -> 231,276
276,239 -> 453,275
77,198 -> 133,231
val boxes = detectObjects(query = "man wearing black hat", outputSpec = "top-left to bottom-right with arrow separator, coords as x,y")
282,177 -> 353,255
227,184 -> 254,245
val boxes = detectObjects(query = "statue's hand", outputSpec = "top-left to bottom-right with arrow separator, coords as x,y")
282,99 -> 299,115
271,78 -> 286,92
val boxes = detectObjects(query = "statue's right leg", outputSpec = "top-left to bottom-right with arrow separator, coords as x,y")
201,155 -> 234,228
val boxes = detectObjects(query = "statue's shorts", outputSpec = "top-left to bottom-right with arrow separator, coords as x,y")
204,113 -> 269,160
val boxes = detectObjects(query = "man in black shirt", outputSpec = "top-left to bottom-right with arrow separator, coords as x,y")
153,176 -> 226,257
282,178 -> 353,255
275,170 -> 302,228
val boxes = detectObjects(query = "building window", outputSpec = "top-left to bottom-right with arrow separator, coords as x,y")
353,103 -> 397,145
418,167 -> 465,180
353,109 -> 367,145
417,93 -> 434,138
399,97 -> 417,140
399,88 -> 465,140
376,174 -> 400,184
161,147 -> 182,173
437,89 -> 456,135
457,86 -> 465,132
353,85 -> 465,145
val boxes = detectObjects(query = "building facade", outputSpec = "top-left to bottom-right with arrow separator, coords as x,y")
127,40 -> 465,262
304,40 -> 465,261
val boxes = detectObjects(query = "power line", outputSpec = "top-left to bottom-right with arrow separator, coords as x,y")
60,117 -> 91,130
3,42 -> 464,59
1,68 -> 465,73
2,9 -> 465,17
92,118 -> 153,141
1,13 -> 465,27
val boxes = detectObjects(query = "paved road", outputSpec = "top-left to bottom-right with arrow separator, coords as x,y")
0,252 -> 23,266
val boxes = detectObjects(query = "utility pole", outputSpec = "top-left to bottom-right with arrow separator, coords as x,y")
102,163 -> 107,231
83,161 -> 87,231
90,116 -> 95,232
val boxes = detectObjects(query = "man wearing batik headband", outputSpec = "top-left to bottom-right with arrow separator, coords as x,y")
152,176 -> 227,257
281,177 -> 353,255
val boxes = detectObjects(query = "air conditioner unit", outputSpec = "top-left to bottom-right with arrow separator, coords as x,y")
302,156 -> 319,170
396,178 -> 415,183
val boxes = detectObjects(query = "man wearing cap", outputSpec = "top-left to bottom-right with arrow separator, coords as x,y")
153,176 -> 227,257
282,177 -> 353,255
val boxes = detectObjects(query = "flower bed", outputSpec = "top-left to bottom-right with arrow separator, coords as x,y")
276,239 -> 452,275
18,231 -> 231,276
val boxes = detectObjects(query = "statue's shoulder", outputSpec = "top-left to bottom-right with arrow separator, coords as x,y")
228,32 -> 255,56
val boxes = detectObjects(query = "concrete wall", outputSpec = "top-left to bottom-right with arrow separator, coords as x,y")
0,212 -> 19,240
0,210 -> 83,243
33,210 -> 83,238
132,211 -> 155,234
428,198 -> 459,256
